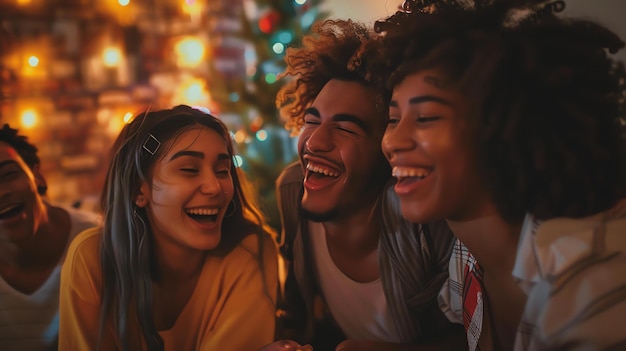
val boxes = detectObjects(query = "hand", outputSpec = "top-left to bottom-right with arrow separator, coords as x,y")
258,339 -> 313,351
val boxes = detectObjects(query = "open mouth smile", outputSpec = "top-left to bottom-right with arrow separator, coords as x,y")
306,162 -> 340,178
392,166 -> 432,182
184,207 -> 219,224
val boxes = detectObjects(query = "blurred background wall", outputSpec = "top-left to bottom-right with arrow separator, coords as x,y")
1,0 -> 624,231
327,0 -> 626,62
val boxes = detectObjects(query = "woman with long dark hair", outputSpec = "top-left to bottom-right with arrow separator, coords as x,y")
59,105 -> 278,350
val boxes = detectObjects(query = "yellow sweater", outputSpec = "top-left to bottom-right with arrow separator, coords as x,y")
59,227 -> 278,351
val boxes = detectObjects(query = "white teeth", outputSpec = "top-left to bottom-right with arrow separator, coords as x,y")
185,208 -> 219,216
0,204 -> 20,215
392,166 -> 432,179
306,163 -> 339,177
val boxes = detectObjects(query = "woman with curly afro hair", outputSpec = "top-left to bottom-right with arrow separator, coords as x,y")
375,0 -> 626,350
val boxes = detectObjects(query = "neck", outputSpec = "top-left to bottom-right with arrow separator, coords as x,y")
8,204 -> 69,268
322,200 -> 381,257
153,245 -> 205,283
447,211 -> 522,275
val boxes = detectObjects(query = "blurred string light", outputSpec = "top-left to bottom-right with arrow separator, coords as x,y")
20,109 -> 38,128
234,130 -> 247,144
174,77 -> 210,106
233,155 -> 244,168
272,42 -> 285,54
123,112 -> 133,123
17,0 -> 32,5
294,0 -> 307,5
182,0 -> 203,22
27,56 -> 39,67
301,10 -> 316,28
276,30 -> 293,44
264,73 -> 277,84
118,0 -> 130,6
174,37 -> 205,68
228,92 -> 240,102
256,129 -> 268,141
192,105 -> 212,115
102,47 -> 122,68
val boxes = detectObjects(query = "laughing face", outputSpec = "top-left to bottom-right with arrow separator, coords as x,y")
139,127 -> 234,255
0,141 -> 46,245
298,79 -> 389,222
382,69 -> 490,223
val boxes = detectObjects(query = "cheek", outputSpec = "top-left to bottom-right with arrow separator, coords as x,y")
297,131 -> 311,155
223,180 -> 235,201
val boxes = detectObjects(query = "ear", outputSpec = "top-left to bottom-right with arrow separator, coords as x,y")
32,164 -> 48,196
135,182 -> 149,208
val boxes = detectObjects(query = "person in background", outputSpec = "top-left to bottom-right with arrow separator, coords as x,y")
59,105 -> 279,350
376,0 -> 626,350
264,19 -> 463,351
0,124 -> 101,350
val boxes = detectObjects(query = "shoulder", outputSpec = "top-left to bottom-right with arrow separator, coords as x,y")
64,227 -> 102,274
514,202 -> 626,287
237,233 -> 278,263
63,206 -> 103,238
515,203 -> 626,347
222,233 -> 278,272
276,162 -> 304,188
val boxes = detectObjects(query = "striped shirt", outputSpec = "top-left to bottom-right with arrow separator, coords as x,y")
439,200 -> 626,350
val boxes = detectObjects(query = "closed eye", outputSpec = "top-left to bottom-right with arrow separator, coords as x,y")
417,116 -> 441,123
338,126 -> 357,135
180,168 -> 199,174
387,117 -> 399,126
216,169 -> 230,177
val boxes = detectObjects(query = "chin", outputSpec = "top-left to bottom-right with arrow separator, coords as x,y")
301,206 -> 339,223
400,203 -> 438,224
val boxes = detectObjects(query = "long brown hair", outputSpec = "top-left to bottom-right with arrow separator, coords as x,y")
98,105 -> 276,350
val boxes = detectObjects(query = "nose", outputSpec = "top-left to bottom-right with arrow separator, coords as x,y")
382,121 -> 415,161
200,172 -> 222,196
305,125 -> 335,153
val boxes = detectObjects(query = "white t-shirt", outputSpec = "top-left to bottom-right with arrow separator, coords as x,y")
309,221 -> 401,342
0,206 -> 101,350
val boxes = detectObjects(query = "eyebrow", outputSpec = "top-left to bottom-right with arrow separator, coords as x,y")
169,150 -> 231,162
389,95 -> 453,108
304,107 -> 370,133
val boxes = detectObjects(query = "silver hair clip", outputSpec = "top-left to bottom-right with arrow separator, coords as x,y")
143,133 -> 161,155
402,0 -> 414,13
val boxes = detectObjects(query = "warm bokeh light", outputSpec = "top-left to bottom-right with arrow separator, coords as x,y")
20,109 -> 38,128
17,0 -> 32,5
182,0 -> 203,17
102,47 -> 122,68
234,130 -> 247,144
174,37 -> 206,68
118,0 -> 130,6
27,56 -> 39,67
173,77 -> 210,106
294,0 -> 307,5
123,112 -> 133,123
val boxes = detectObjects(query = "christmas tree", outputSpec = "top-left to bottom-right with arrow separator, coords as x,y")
209,0 -> 327,230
